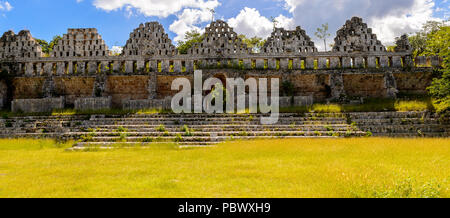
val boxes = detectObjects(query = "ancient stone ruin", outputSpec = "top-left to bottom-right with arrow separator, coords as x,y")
0,17 -> 442,113
333,17 -> 385,53
52,28 -> 109,58
263,26 -> 317,54
188,20 -> 250,55
124,22 -> 177,57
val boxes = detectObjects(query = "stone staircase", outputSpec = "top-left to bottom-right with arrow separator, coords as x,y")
0,112 -> 448,149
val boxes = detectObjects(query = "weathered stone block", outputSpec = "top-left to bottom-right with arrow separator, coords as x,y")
11,97 -> 64,113
293,96 -> 314,106
74,97 -> 112,111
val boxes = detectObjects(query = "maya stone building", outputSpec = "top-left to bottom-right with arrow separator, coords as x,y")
0,17 -> 442,113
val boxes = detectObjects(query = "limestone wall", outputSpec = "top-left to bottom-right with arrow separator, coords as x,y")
11,97 -> 64,113
74,97 -> 112,111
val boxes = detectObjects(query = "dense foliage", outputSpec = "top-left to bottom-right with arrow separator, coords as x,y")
238,35 -> 266,53
176,30 -> 204,55
35,35 -> 62,56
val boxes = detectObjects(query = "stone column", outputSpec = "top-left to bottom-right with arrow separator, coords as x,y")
161,60 -> 170,72
25,62 -> 33,76
148,73 -> 157,99
384,72 -> 398,98
305,57 -> 315,69
318,57 -> 327,69
136,60 -> 145,73
380,56 -> 389,68
88,61 -> 98,74
293,58 -> 301,70
342,57 -> 351,68
268,58 -> 277,70
111,61 -> 120,73
58,62 -> 67,75
185,60 -> 194,72
330,57 -> 340,69
243,59 -> 252,70
77,62 -> 86,74
67,62 -> 73,74
256,59 -> 265,69
367,57 -> 376,68
329,73 -> 345,100
149,60 -> 158,72
280,58 -> 289,70
354,57 -> 364,68
173,60 -> 182,73
43,63 -> 53,76
125,61 -> 134,73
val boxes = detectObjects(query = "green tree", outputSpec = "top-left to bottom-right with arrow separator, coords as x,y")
409,21 -> 447,57
35,35 -> 62,56
177,30 -> 204,55
425,25 -> 450,113
315,23 -> 331,52
238,35 -> 266,53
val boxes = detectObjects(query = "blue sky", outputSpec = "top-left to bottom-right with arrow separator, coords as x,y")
0,0 -> 448,50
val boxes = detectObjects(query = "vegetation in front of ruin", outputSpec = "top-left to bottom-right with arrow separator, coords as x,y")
408,21 -> 449,113
0,138 -> 448,198
176,30 -> 204,55
35,35 -> 62,56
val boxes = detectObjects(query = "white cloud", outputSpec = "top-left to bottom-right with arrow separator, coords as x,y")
110,46 -> 123,55
0,1 -> 13,11
169,7 -> 217,42
282,0 -> 441,49
227,7 -> 294,38
92,0 -> 219,18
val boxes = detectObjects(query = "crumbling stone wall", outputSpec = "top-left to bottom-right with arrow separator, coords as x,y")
52,28 -> 109,57
262,27 -> 317,54
106,75 -> 150,107
188,20 -> 250,55
288,74 -> 331,100
12,77 -> 45,99
333,17 -> 386,53
394,71 -> 434,95
343,73 -> 387,98
0,80 -> 7,109
394,34 -> 413,53
53,77 -> 96,105
0,30 -> 42,59
123,22 -> 176,56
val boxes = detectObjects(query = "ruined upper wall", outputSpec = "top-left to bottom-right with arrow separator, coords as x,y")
262,26 -> 317,54
52,28 -> 109,58
188,20 -> 250,56
333,17 -> 386,53
394,34 -> 413,53
123,22 -> 177,57
0,30 -> 43,59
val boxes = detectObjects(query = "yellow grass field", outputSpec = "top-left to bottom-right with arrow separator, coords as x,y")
0,138 -> 449,198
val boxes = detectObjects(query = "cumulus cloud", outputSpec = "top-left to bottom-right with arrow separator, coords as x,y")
92,0 -> 219,18
169,7 -> 217,42
91,0 -> 220,43
283,0 -> 441,49
0,1 -> 12,11
228,7 -> 294,38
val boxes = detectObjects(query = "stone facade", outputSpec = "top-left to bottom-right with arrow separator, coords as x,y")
123,22 -> 176,57
188,20 -> 250,55
0,30 -> 42,59
52,28 -> 109,58
11,97 -> 64,113
262,27 -> 317,54
333,17 -> 386,53
0,17 -> 442,111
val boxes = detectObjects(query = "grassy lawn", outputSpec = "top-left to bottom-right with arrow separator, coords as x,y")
0,138 -> 449,198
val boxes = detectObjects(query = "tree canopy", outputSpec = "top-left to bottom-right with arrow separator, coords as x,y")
238,35 -> 266,53
35,35 -> 62,56
176,30 -> 204,55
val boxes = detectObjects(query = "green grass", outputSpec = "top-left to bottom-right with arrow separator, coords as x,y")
0,138 -> 449,198
280,98 -> 436,114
